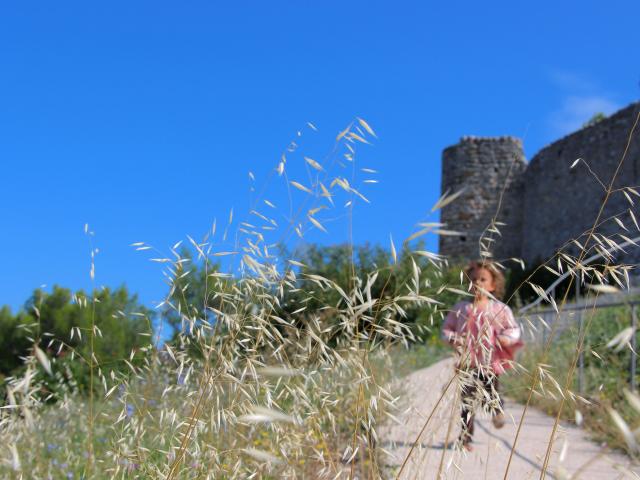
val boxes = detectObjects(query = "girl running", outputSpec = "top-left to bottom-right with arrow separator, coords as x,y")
441,260 -> 523,451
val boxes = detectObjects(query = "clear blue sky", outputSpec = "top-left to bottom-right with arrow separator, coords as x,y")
2,1 -> 639,313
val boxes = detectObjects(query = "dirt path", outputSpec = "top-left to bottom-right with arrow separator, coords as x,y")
379,358 -> 639,479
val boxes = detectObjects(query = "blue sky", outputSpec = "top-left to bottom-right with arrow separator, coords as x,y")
2,1 -> 639,313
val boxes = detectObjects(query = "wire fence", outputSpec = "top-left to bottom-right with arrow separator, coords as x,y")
517,295 -> 640,393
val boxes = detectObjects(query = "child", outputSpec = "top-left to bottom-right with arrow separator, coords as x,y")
441,260 -> 523,451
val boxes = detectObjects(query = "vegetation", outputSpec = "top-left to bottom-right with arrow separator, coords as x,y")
504,299 -> 640,453
0,119 -> 463,478
0,285 -> 152,394
2,114 -> 639,479
583,112 -> 608,128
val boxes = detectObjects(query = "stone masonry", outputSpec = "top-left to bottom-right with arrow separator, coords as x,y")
439,101 -> 640,266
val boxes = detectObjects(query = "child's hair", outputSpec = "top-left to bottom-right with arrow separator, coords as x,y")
464,259 -> 506,300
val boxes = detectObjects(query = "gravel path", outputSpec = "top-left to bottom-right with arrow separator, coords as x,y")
379,358 -> 640,479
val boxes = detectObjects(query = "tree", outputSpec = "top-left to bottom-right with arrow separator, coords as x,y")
0,285 -> 153,393
0,306 -> 31,377
156,242 -> 464,352
278,242 -> 461,344
161,247 -> 226,342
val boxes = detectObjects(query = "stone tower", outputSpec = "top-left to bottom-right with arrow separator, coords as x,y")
439,136 -> 527,261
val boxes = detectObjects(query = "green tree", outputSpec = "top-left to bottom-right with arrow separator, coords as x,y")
0,306 -> 31,378
158,242 -> 462,352
0,285 -> 153,393
161,248 -> 226,341
278,242 -> 460,344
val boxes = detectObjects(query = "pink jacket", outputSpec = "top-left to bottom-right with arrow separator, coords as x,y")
442,300 -> 523,375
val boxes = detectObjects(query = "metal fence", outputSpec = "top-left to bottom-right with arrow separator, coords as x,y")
517,297 -> 640,393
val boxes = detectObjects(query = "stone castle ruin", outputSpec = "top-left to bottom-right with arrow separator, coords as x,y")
439,101 -> 640,267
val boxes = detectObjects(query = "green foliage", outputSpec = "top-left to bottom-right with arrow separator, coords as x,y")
0,243 -> 470,398
503,300 -> 640,453
0,306 -> 31,377
583,112 -> 607,128
0,285 -> 153,393
278,242 -> 461,344
164,242 -> 462,350
505,258 -> 580,306
161,248 -> 225,341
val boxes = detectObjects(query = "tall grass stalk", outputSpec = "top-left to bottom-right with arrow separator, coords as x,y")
2,114 -> 640,480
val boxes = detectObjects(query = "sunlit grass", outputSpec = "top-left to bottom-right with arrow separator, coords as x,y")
2,111 -> 640,479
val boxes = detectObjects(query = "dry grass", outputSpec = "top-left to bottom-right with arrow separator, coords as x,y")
1,111 -> 640,479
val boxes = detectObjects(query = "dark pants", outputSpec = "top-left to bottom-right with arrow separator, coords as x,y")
459,369 -> 503,444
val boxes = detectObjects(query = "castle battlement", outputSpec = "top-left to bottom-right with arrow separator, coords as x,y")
439,101 -> 640,265
457,135 -> 522,144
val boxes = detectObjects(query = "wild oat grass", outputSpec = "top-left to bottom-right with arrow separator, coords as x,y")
2,111 -> 640,479
0,119 -> 455,479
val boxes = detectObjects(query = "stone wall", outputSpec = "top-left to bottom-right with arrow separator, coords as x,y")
521,102 -> 640,264
439,101 -> 640,266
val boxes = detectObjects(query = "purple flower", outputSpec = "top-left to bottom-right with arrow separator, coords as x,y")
126,404 -> 134,417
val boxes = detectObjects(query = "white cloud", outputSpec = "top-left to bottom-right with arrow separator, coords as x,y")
549,95 -> 620,136
545,69 -> 621,137
548,69 -> 596,92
